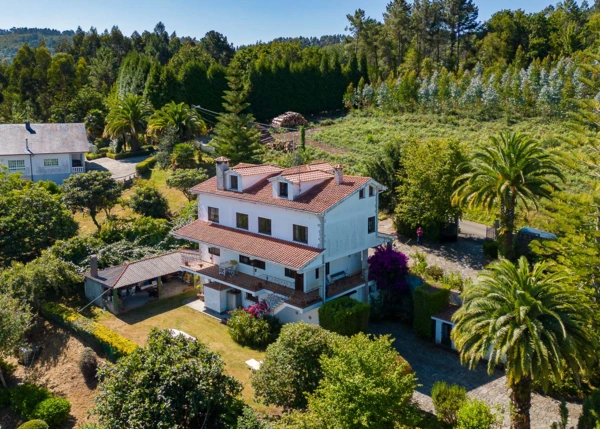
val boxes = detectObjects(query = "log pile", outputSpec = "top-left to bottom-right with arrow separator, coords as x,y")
271,112 -> 308,128
268,140 -> 297,153
256,125 -> 274,144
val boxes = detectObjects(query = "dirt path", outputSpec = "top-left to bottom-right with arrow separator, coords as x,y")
6,321 -> 99,429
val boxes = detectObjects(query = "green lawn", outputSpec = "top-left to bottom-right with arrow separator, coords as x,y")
94,291 -> 273,413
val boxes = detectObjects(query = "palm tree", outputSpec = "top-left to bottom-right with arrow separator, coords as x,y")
452,257 -> 596,429
104,94 -> 153,152
453,132 -> 564,256
147,101 -> 207,142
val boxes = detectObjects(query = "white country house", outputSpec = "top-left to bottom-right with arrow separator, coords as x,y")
0,122 -> 91,184
173,158 -> 394,324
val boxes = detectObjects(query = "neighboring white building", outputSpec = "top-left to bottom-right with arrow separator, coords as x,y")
0,122 -> 91,184
173,158 -> 394,324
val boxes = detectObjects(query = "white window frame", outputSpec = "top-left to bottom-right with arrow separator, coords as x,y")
7,160 -> 25,171
44,158 -> 59,167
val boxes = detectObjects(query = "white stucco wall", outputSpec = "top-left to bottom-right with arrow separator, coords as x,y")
0,153 -> 84,183
276,306 -> 320,324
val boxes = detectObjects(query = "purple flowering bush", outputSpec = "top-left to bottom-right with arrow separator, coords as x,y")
368,245 -> 409,291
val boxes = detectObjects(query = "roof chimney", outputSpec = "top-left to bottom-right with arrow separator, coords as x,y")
90,255 -> 98,278
333,164 -> 344,185
215,157 -> 230,190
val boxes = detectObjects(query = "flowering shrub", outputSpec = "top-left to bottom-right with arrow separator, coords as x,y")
245,300 -> 270,318
228,305 -> 281,348
368,245 -> 409,291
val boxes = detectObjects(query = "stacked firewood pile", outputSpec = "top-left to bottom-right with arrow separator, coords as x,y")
271,112 -> 308,128
256,125 -> 274,144
268,140 -> 297,152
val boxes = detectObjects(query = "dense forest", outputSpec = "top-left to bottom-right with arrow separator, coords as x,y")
0,27 -> 74,60
1,0 -> 600,124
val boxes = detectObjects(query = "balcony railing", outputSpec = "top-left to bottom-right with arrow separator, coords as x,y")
72,166 -> 85,174
257,274 -> 294,289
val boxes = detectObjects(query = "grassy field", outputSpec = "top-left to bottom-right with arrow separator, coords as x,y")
75,167 -> 190,236
94,290 -> 273,414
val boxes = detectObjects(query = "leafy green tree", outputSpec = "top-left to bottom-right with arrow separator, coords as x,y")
61,171 -> 122,231
431,381 -> 467,426
166,168 -> 207,201
93,329 -> 243,428
365,141 -> 403,212
170,142 -> 197,169
211,62 -> 261,164
453,132 -> 564,256
0,253 -> 81,305
47,53 -> 77,122
85,109 -> 106,140
147,101 -> 206,141
251,322 -> 340,410
200,31 -> 235,66
128,181 -> 170,219
395,139 -> 465,239
306,333 -> 416,428
0,293 -> 32,387
452,257 -> 597,429
104,93 -> 152,152
0,184 -> 78,265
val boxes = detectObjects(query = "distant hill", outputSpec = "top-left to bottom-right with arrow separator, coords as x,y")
0,28 -> 74,61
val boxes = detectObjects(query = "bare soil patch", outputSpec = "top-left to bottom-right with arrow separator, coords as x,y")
274,128 -> 349,155
3,320 -> 100,429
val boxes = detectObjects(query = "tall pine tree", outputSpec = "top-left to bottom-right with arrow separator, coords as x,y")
211,62 -> 261,165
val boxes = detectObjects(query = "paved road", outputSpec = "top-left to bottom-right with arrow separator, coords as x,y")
86,155 -> 149,179
371,322 -> 582,429
459,219 -> 489,240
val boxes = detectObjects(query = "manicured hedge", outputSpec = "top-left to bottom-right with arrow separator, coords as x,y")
106,149 -> 153,160
31,398 -> 71,428
17,420 -> 49,429
318,296 -> 370,336
135,156 -> 157,176
41,302 -> 137,361
413,284 -> 451,339
85,152 -> 104,160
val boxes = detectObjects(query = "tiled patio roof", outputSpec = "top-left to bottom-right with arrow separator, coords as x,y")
432,305 -> 459,324
172,220 -> 324,270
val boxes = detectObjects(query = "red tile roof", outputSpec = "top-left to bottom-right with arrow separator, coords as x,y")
282,170 -> 333,183
232,163 -> 283,176
191,173 -> 371,214
172,220 -> 324,269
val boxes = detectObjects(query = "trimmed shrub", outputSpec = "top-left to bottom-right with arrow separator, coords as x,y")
106,149 -> 153,160
31,398 -> 71,428
79,347 -> 98,381
318,296 -> 371,336
10,383 -> 52,418
135,156 -> 157,176
17,420 -> 49,429
431,381 -> 467,425
483,241 -> 499,260
227,309 -> 281,348
85,151 -> 105,160
425,264 -> 445,282
579,389 -> 600,429
41,302 -> 138,361
456,399 -> 496,429
413,284 -> 451,339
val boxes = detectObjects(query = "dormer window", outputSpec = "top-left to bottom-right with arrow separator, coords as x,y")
279,182 -> 289,198
230,175 -> 239,191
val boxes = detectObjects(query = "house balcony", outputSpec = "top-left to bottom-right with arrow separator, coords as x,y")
182,260 -> 322,309
326,273 -> 369,300
72,159 -> 85,174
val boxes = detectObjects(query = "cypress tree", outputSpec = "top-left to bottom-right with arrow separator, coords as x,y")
211,62 -> 261,165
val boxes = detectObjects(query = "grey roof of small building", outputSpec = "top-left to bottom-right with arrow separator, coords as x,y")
0,123 -> 91,156
84,251 -> 200,289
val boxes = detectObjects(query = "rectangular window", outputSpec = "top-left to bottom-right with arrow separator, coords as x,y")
368,216 -> 376,234
284,268 -> 297,278
258,217 -> 271,235
230,175 -> 239,191
315,268 -> 319,279
239,255 -> 252,265
208,247 -> 220,256
208,207 -> 219,223
369,186 -> 375,197
252,259 -> 266,270
359,188 -> 365,199
43,158 -> 59,167
279,182 -> 289,198
326,262 -> 330,276
236,213 -> 249,230
293,224 -> 308,244
7,160 -> 25,171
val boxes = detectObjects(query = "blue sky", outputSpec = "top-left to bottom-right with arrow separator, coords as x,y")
0,0 -> 578,46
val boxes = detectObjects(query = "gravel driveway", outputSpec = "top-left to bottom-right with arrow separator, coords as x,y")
86,155 -> 150,179
371,322 -> 582,428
